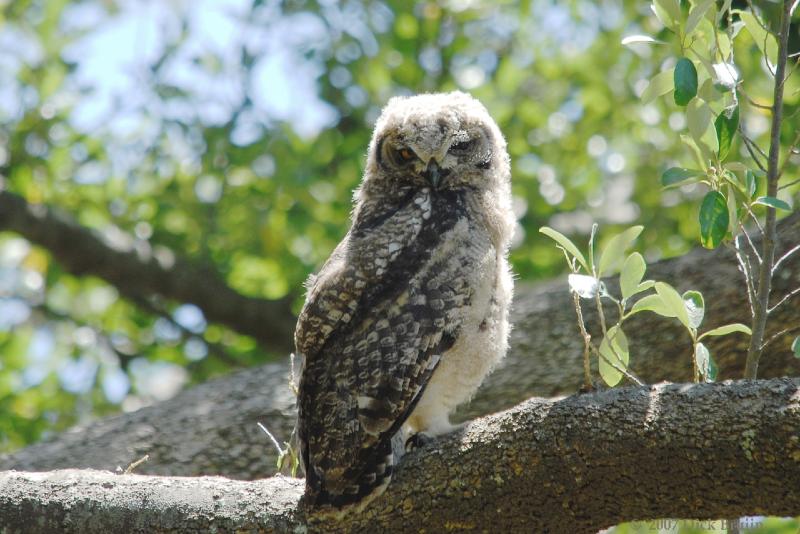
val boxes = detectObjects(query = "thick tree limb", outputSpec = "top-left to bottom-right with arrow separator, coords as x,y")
1,379 -> 799,533
0,188 -> 295,352
2,213 -> 797,480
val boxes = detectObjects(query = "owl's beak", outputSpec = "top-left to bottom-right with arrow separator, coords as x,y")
423,159 -> 442,188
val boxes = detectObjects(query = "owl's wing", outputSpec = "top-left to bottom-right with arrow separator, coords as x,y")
296,190 -> 480,510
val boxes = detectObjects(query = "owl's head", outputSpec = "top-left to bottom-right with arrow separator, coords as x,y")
362,92 -> 509,195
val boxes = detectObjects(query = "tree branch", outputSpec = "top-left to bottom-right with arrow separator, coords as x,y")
1,379 -> 798,533
0,187 -> 295,352
1,212 -> 798,480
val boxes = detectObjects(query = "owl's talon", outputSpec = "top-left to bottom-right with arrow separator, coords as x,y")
405,432 -> 435,452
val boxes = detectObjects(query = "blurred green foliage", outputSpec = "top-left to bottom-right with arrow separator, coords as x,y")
0,0 -> 797,455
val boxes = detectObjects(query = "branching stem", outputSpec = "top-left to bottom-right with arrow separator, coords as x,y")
744,0 -> 796,379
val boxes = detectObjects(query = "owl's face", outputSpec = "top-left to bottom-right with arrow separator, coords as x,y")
362,92 -> 509,196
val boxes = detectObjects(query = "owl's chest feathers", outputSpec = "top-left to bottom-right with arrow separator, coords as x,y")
368,188 -> 495,294
367,188 -> 500,336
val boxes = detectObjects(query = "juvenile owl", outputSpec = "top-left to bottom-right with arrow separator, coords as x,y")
295,91 -> 514,512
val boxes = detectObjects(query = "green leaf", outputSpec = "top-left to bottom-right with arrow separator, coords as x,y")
674,58 -> 698,106
655,282 -> 691,327
653,0 -> 681,30
661,167 -> 704,188
680,134 -> 706,169
599,326 -> 629,387
597,226 -> 643,277
685,0 -> 713,36
793,336 -> 800,358
707,352 -> 718,382
636,280 -> 656,293
539,227 -> 589,272
620,252 -> 646,300
682,290 -> 705,329
715,105 -> 739,161
738,10 -> 778,65
721,170 -> 745,201
621,35 -> 666,46
726,184 -> 742,236
699,191 -> 729,249
699,323 -> 752,339
687,97 -> 719,155
754,196 -> 792,211
695,342 -> 710,379
745,170 -> 757,199
629,293 -> 676,318
641,68 -> 676,104
726,162 -> 748,172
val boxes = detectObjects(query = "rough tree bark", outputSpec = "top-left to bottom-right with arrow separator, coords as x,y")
1,187 -> 798,531
1,379 -> 799,533
1,212 -> 797,480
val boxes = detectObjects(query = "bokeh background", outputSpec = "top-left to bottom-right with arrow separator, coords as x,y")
0,0 -> 797,461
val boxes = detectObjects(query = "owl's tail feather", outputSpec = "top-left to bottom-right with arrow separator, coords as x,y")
304,436 -> 396,515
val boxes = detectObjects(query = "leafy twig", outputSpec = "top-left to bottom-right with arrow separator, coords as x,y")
744,0 -> 796,379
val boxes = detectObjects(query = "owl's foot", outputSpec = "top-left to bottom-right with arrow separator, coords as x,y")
405,432 -> 436,452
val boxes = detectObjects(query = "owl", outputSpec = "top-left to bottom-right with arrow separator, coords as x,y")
294,91 -> 514,513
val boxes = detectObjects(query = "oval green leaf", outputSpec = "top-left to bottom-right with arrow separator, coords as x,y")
687,97 -> 718,155
629,293 -> 676,318
674,58 -> 698,106
685,0 -> 713,36
661,167 -> 704,188
599,326 -> 629,387
635,280 -> 655,293
655,282 -> 690,328
641,68 -> 676,104
793,336 -> 800,358
539,227 -> 589,272
715,104 -> 739,161
699,323 -> 752,339
654,0 -> 681,29
620,252 -> 646,300
739,10 -> 779,65
682,290 -> 705,329
745,170 -> 757,199
597,226 -> 643,277
707,352 -> 719,382
699,191 -> 729,249
754,196 -> 791,211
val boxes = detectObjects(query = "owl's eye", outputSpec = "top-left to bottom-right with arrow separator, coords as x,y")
449,139 -> 474,152
396,147 -> 416,163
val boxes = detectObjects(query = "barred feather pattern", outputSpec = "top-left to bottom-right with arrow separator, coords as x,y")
294,92 -> 514,512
